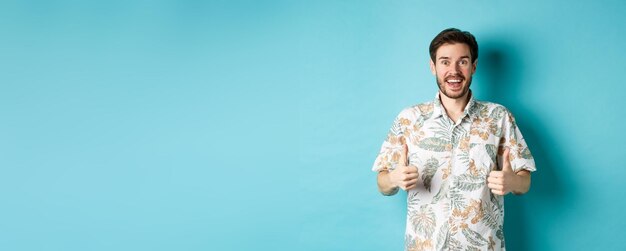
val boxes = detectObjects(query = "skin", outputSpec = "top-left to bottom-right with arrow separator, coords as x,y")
377,144 -> 418,196
377,42 -> 531,196
488,148 -> 531,195
430,43 -> 475,123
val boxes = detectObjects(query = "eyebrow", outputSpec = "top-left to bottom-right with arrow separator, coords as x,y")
438,56 -> 471,60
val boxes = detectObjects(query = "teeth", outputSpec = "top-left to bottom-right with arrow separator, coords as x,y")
447,79 -> 461,83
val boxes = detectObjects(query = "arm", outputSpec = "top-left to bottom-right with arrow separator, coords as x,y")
511,170 -> 531,195
377,170 -> 400,196
376,144 -> 419,196
488,148 -> 532,196
488,109 -> 536,196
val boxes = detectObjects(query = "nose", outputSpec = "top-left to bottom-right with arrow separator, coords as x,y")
449,64 -> 460,74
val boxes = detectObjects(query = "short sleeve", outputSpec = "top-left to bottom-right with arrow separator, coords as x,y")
371,109 -> 413,172
498,109 -> 536,173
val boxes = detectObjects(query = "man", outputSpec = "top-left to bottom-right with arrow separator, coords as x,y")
372,28 -> 536,251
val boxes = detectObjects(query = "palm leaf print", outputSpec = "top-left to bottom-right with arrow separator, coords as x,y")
455,174 -> 484,192
450,126 -> 467,147
447,238 -> 463,251
490,193 -> 503,210
435,221 -> 449,250
481,200 -> 501,229
462,228 -> 488,247
418,137 -> 449,152
488,107 -> 505,138
422,157 -> 441,192
389,117 -> 403,136
489,106 -> 506,121
457,151 -> 470,166
411,205 -> 436,238
449,187 -> 467,210
519,147 -> 533,159
417,103 -> 434,119
432,119 -> 452,139
466,246 -> 481,251
432,179 -> 449,203
407,190 -> 421,209
485,144 -> 497,163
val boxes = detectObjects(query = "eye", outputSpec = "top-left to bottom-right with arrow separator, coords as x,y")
459,60 -> 468,65
441,60 -> 449,66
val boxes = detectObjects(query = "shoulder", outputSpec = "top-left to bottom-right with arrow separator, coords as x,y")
397,101 -> 434,120
473,100 -> 516,122
474,100 -> 507,112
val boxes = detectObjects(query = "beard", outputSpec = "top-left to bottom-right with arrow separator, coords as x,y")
436,75 -> 472,99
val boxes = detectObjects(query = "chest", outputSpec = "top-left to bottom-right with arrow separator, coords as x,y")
404,116 -> 502,174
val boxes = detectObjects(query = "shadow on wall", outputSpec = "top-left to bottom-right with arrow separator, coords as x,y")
479,39 -> 576,251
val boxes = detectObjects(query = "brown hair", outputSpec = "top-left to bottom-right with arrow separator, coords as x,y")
429,28 -> 478,63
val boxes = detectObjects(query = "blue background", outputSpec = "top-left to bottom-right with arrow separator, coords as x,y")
1,1 -> 625,250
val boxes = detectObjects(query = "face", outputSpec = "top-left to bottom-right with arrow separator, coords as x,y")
430,43 -> 477,99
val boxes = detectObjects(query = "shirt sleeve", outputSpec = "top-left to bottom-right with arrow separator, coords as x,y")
371,109 -> 412,172
499,109 -> 536,173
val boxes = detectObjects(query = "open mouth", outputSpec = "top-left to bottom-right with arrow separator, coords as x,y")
445,77 -> 464,90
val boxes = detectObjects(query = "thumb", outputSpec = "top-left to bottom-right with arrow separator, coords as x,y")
399,143 -> 408,166
502,148 -> 513,172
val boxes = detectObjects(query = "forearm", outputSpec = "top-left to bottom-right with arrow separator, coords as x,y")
377,170 -> 399,196
512,170 -> 531,195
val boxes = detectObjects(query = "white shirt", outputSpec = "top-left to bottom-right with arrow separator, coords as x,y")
373,93 -> 536,251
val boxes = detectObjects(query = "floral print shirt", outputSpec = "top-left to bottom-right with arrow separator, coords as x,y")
372,92 -> 536,251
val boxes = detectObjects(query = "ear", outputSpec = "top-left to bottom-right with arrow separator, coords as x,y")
429,60 -> 436,75
471,59 -> 478,74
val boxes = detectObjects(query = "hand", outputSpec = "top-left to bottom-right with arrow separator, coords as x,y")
388,144 -> 419,191
487,148 -> 520,196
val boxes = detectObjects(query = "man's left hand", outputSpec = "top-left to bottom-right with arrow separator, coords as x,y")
487,148 -> 526,196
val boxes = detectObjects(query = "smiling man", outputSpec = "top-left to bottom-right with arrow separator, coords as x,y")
373,28 -> 536,250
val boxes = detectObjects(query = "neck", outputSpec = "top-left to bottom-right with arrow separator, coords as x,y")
439,91 -> 470,122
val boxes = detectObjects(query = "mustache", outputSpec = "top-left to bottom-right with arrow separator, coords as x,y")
444,74 -> 465,80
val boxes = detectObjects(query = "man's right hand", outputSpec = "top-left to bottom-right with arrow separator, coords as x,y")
388,144 -> 419,190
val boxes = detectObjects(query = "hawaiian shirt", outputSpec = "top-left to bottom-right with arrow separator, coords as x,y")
372,92 -> 536,251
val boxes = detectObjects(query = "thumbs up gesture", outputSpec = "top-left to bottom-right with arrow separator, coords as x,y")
488,148 -> 522,196
389,144 -> 420,191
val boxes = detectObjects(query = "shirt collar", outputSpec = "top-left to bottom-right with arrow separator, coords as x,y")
432,90 -> 478,120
